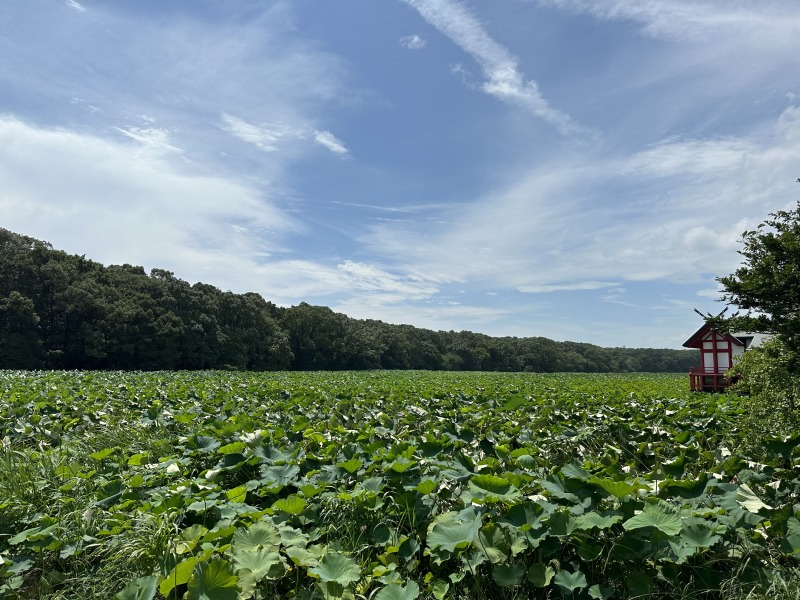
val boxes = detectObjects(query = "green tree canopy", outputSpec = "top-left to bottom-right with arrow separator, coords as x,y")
716,201 -> 800,349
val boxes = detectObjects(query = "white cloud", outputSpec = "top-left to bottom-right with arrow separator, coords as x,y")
517,281 -> 617,294
402,0 -> 580,133
400,34 -> 427,50
337,261 -> 437,298
536,0 -> 800,48
0,116 -> 294,271
65,0 -> 85,13
313,130 -> 349,155
622,138 -> 754,178
363,105 -> 800,299
221,113 -> 293,153
114,126 -> 183,157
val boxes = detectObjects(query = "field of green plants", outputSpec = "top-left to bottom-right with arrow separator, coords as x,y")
1,370 -> 799,599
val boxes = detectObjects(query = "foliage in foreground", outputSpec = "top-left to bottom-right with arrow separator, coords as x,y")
1,371 -> 799,599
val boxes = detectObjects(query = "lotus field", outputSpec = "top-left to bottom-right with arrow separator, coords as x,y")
1,370 -> 799,599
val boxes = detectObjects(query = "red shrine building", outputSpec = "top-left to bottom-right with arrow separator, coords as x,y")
682,323 -> 770,392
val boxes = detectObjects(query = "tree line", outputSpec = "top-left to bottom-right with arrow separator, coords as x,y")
0,227 -> 697,372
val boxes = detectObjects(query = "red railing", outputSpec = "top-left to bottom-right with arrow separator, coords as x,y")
688,367 -> 734,392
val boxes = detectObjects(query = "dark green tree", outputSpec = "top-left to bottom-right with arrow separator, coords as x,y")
717,201 -> 800,349
716,199 -> 800,414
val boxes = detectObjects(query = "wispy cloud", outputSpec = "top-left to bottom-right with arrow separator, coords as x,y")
221,114 -> 291,153
0,116 -> 294,271
401,0 -> 580,133
313,130 -> 349,155
622,138 -> 754,178
65,0 -> 85,13
535,0 -> 800,46
400,34 -> 427,50
114,126 -> 183,157
364,105 -> 800,299
518,281 -> 618,294
221,115 -> 348,156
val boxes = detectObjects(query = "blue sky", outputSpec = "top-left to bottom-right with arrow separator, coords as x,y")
2,0 -> 800,348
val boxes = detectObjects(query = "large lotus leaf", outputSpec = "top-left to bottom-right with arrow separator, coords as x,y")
285,546 -> 320,567
764,433 -> 800,459
278,524 -> 309,548
588,584 -> 614,599
308,552 -> 361,585
259,464 -> 300,489
374,581 -> 420,600
736,483 -> 772,513
476,524 -> 509,563
502,501 -> 551,531
658,474 -> 714,499
114,576 -> 158,600
554,569 -> 588,595
588,476 -> 646,499
189,436 -> 220,453
429,579 -> 449,600
160,556 -> 200,597
622,501 -> 682,536
468,474 -> 520,502
538,477 -> 579,502
426,510 -> 481,554
527,563 -> 555,588
780,517 -> 800,557
233,521 -> 281,551
626,571 -> 654,596
187,558 -> 239,600
229,548 -> 286,581
272,495 -> 306,515
546,510 -> 577,537
573,511 -> 622,531
337,458 -> 363,473
492,564 -> 524,588
561,462 -> 591,481
254,445 -> 294,463
679,523 -> 721,549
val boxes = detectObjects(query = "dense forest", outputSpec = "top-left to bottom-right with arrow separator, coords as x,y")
0,228 -> 697,372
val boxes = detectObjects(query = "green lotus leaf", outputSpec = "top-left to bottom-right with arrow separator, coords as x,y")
160,556 -> 200,597
426,510 -> 481,553
679,523 -> 721,549
415,479 -> 438,495
626,571 -> 654,596
622,501 -> 682,536
285,546 -> 319,567
736,483 -> 772,513
492,564 -> 524,588
477,523 -> 509,563
573,511 -> 622,531
259,464 -> 300,489
218,441 -> 247,455
337,458 -> 363,473
226,485 -> 247,503
272,494 -> 306,515
189,436 -> 220,453
229,548 -> 286,581
527,562 -> 555,588
374,581 -> 420,600
588,476 -> 645,499
561,462 -> 591,481
113,576 -> 158,600
233,521 -> 281,551
554,569 -> 588,594
429,579 -> 449,600
187,558 -> 239,600
588,583 -> 614,599
308,552 -> 361,585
